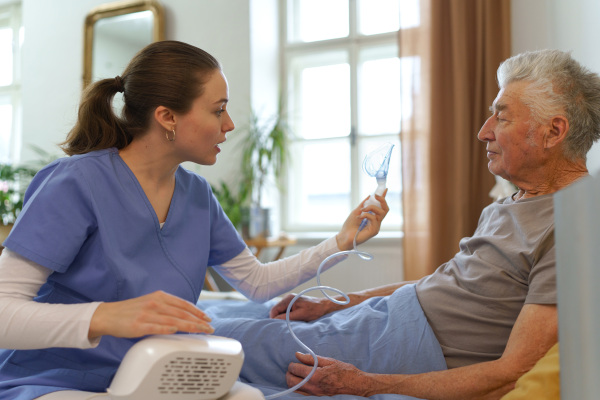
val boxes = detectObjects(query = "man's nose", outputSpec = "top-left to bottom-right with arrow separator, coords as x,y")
477,117 -> 495,142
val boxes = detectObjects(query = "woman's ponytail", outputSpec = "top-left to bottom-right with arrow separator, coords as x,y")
61,77 -> 130,156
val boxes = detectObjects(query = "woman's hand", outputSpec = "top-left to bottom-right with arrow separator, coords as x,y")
89,290 -> 213,340
269,294 -> 335,321
336,190 -> 389,251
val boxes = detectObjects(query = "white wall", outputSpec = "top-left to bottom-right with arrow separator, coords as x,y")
19,0 -> 254,187
511,0 -> 600,174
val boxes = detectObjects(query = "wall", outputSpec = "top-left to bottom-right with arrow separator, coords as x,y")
511,0 -> 600,174
19,0 -> 253,187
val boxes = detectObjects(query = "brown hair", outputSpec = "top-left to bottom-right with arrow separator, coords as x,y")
62,41 -> 221,155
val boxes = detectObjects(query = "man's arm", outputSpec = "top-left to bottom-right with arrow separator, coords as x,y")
286,303 -> 558,400
270,281 -> 418,320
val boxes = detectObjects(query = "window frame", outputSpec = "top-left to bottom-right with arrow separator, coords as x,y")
279,0 -> 406,233
0,2 -> 23,163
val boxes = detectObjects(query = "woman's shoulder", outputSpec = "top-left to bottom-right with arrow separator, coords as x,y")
26,149 -> 118,195
41,148 -> 117,171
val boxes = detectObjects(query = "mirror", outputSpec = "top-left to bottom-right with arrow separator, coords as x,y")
83,0 -> 165,89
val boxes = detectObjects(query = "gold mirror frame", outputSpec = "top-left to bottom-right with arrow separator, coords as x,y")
83,0 -> 165,89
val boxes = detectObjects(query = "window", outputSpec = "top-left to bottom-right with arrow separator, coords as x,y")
281,0 -> 419,232
0,3 -> 22,163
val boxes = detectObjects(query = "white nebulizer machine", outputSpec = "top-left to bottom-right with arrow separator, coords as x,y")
105,334 -> 264,400
101,144 -> 394,400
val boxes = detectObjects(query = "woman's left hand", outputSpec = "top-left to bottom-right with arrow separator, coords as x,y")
336,190 -> 389,250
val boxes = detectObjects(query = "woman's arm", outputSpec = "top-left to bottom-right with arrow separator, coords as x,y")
212,236 -> 343,303
0,249 -> 101,349
214,193 -> 390,303
0,249 -> 214,347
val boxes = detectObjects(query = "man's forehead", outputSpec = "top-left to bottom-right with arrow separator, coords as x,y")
492,82 -> 526,111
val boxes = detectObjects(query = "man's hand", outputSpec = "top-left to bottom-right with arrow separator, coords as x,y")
269,294 -> 334,321
286,352 -> 371,396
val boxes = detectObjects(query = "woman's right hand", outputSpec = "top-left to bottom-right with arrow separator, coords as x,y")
89,290 -> 213,340
269,293 -> 338,322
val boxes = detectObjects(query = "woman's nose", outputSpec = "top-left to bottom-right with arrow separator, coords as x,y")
224,113 -> 235,133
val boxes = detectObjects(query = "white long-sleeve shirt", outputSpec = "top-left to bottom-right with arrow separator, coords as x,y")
0,237 -> 342,350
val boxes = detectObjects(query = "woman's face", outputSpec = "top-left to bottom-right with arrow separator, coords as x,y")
477,80 -> 548,184
173,69 -> 235,165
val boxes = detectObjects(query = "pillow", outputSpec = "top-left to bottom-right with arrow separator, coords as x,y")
501,342 -> 559,400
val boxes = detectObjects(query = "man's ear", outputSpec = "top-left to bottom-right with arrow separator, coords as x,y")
543,115 -> 569,149
154,106 -> 176,131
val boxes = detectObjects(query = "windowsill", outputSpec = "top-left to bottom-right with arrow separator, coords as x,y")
286,230 -> 403,245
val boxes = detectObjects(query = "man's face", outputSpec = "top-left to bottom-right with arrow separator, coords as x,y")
477,81 -> 547,183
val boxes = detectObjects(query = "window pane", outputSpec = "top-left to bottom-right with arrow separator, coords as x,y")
0,103 -> 12,161
358,138 -> 402,228
293,62 -> 350,139
0,28 -> 13,86
358,0 -> 400,35
288,0 -> 349,42
288,140 -> 351,227
399,0 -> 420,29
358,48 -> 400,136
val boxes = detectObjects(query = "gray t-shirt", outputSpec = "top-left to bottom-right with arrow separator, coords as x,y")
415,193 -> 556,368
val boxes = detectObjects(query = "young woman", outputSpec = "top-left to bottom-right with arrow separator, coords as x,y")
0,41 -> 388,399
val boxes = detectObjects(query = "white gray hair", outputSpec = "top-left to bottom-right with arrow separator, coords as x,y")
497,49 -> 600,160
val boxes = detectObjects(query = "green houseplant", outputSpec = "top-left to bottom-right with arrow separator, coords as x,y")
0,163 -> 37,243
212,109 -> 290,238
240,110 -> 290,238
0,146 -> 60,244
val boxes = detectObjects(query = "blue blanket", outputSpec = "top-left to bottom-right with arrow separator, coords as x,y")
198,284 -> 447,400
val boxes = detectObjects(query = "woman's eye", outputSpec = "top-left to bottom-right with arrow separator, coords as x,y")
216,109 -> 224,116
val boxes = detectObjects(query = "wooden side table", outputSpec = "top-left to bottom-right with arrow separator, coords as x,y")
244,236 -> 297,260
204,235 -> 297,292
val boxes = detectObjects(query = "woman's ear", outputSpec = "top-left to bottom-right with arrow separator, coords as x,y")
154,106 -> 176,131
543,115 -> 569,149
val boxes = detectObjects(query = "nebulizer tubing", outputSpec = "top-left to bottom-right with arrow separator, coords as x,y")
264,143 -> 394,400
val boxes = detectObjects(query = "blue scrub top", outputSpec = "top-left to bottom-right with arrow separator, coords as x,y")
0,148 -> 246,399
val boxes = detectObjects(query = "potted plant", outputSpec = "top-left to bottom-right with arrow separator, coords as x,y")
0,145 -> 60,245
0,163 -> 37,243
211,109 -> 290,239
239,110 -> 290,238
211,180 -> 245,230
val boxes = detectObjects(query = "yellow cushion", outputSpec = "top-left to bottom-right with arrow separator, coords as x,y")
501,343 -> 560,400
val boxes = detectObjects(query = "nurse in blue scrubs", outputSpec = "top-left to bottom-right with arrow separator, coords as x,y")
0,41 -> 388,399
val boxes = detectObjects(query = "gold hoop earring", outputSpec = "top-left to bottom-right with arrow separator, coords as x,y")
166,129 -> 176,142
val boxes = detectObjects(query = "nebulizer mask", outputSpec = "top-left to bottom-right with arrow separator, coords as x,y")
263,143 -> 395,399
359,142 -> 395,232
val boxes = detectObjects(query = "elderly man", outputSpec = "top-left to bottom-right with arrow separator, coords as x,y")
236,49 -> 600,399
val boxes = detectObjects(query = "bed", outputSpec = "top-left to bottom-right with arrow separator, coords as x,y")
196,284 -> 447,400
